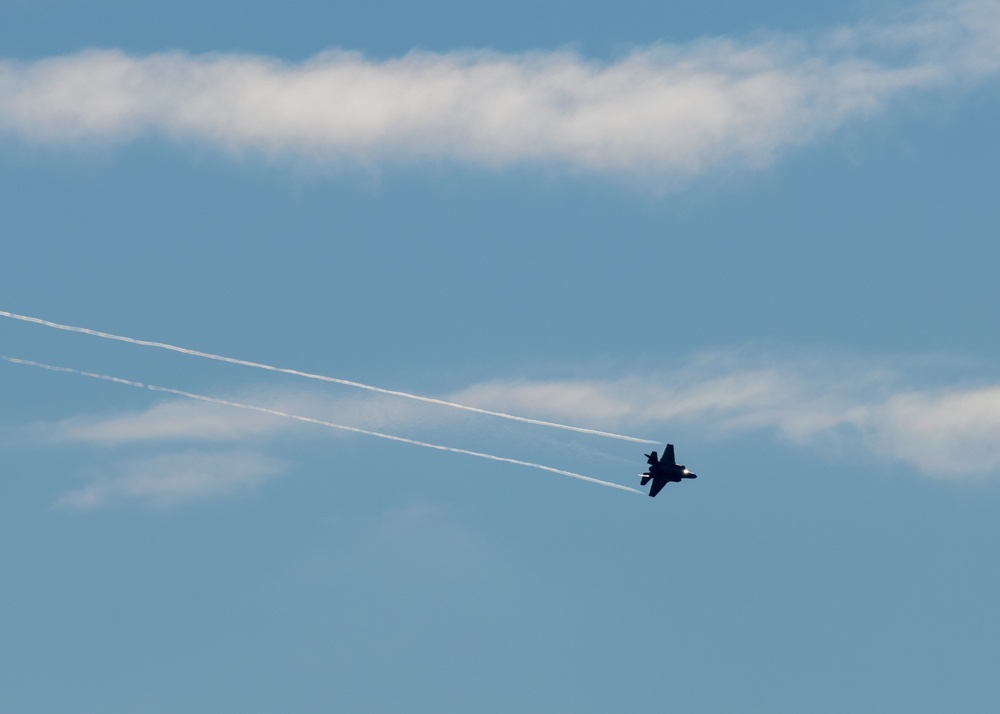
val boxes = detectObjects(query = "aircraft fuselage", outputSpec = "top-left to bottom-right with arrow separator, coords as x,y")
641,444 -> 697,497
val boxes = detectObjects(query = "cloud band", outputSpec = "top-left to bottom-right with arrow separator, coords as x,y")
0,1 -> 997,175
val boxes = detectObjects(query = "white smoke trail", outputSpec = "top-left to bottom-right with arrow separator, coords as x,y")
0,310 -> 657,445
0,355 -> 642,494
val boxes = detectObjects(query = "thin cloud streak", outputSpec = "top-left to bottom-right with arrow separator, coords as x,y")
0,309 -> 656,444
33,390 -> 451,447
57,450 -> 285,508
10,349 -> 1000,481
0,0 -> 997,175
37,399 -> 286,445
1,356 -> 642,494
452,354 -> 1000,477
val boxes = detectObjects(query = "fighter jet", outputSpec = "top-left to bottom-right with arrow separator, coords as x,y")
640,443 -> 697,497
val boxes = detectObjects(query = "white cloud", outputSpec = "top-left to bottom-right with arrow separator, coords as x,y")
449,352 -> 1000,477
57,449 -> 285,508
37,398 -> 287,445
0,0 -> 997,175
29,388 -> 463,508
31,388 -> 448,447
874,387 -> 1000,472
20,347 -> 1000,487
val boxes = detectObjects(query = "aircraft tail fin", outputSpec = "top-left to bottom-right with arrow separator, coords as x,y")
640,474 -> 652,486
645,451 -> 659,466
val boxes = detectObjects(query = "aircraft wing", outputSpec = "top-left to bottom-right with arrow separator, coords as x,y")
664,444 -> 676,465
648,478 -> 668,498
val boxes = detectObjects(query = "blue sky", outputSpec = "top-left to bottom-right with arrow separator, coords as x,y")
2,1 -> 1000,711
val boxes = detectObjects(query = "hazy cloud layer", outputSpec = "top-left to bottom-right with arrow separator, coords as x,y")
37,399 -> 287,445
37,388 -> 454,507
451,353 -> 1000,476
0,0 -> 997,175
32,348 -> 1000,483
57,450 -> 285,508
32,388 -> 445,447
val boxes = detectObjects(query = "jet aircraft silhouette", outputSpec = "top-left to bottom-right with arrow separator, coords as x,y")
640,444 -> 697,497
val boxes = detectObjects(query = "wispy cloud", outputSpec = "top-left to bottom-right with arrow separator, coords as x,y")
57,449 -> 286,508
15,347 -> 1000,491
11,365 -> 639,498
35,398 -> 288,445
875,387 -> 1000,472
27,388 -> 406,446
450,351 -> 1000,476
0,0 -> 997,175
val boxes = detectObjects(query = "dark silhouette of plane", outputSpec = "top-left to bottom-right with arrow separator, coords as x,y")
640,444 -> 697,497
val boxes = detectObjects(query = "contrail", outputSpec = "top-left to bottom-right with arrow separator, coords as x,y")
0,309 -> 657,445
0,355 -> 642,494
